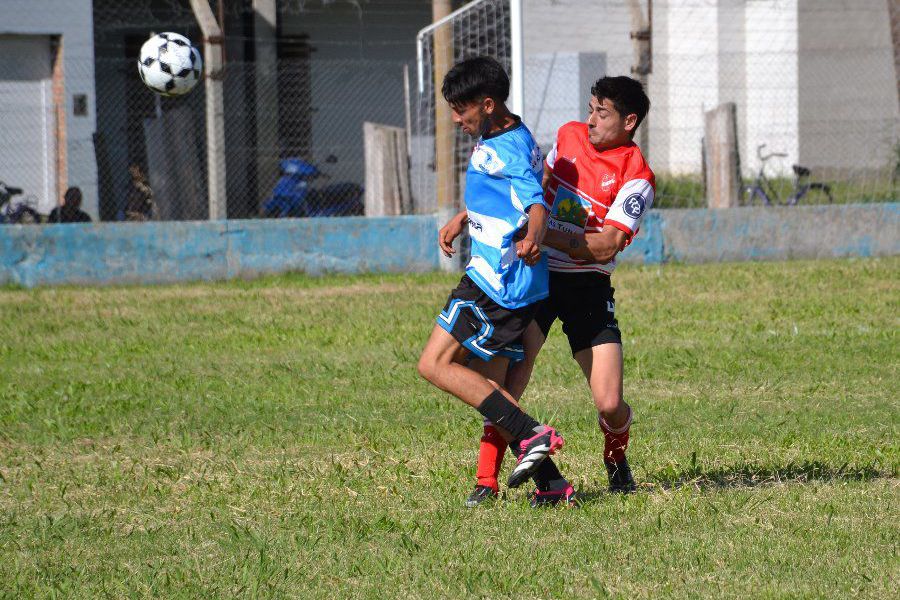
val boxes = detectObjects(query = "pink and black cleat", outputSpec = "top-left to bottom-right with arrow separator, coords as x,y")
507,427 -> 564,489
529,484 -> 580,508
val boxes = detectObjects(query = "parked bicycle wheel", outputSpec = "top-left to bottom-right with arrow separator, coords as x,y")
804,182 -> 834,204
741,184 -> 769,206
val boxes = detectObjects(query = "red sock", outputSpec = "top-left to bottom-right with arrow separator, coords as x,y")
476,424 -> 508,491
599,406 -> 632,464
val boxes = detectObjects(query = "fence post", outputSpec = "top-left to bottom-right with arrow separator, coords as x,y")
704,102 -> 740,209
253,0 -> 279,215
628,0 -> 652,153
363,122 -> 412,216
189,0 -> 227,220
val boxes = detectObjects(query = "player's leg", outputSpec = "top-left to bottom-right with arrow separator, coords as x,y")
417,324 -> 508,407
574,342 -> 635,492
510,316 -> 578,506
464,320 -> 573,505
418,278 -> 564,488
464,353 -> 511,506
505,319 -> 547,400
557,273 -> 636,493
418,327 -> 563,489
469,320 -> 545,502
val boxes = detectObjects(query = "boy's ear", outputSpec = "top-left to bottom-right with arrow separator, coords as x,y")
482,96 -> 495,115
624,113 -> 638,132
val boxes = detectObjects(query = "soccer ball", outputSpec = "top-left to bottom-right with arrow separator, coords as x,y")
137,32 -> 202,97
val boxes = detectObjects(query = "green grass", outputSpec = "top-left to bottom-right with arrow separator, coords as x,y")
1,260 -> 898,598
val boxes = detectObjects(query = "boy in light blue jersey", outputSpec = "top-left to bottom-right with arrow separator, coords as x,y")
417,57 -> 570,500
460,112 -> 549,309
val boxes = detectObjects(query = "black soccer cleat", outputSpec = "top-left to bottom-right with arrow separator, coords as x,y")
529,484 -> 580,508
464,485 -> 498,508
507,427 -> 564,489
605,457 -> 636,493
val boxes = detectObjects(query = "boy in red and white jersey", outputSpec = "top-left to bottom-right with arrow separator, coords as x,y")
466,76 -> 654,504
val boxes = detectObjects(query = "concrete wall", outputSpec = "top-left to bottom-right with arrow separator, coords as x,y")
1,204 -> 896,288
279,1 -> 432,187
523,0 -> 896,178
524,52 -> 607,151
636,203 -> 899,264
523,0 -> 636,152
798,0 -> 899,172
0,216 -> 440,288
0,0 -> 97,217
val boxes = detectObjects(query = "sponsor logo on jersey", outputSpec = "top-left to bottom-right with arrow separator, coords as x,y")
471,143 -> 506,175
623,193 -> 645,218
553,193 -> 590,228
467,217 -> 483,232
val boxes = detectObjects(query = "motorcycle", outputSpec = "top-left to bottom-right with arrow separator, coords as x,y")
0,181 -> 41,224
262,158 -> 363,218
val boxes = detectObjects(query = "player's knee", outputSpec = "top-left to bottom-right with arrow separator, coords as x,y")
593,391 -> 623,415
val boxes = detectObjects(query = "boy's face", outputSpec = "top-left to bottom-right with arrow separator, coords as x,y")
586,96 -> 637,150
450,98 -> 491,138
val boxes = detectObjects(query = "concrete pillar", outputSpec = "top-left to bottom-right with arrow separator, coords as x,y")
253,0 -> 279,214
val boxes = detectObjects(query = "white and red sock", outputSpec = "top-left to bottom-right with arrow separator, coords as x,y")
599,405 -> 632,464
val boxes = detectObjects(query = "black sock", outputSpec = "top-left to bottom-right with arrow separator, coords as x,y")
476,389 -> 540,442
532,459 -> 565,491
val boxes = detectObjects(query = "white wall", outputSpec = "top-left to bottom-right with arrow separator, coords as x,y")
744,0 -> 799,177
0,36 -> 56,214
659,0 -> 724,174
521,0 -> 898,181
0,0 -> 97,217
798,0 -> 898,173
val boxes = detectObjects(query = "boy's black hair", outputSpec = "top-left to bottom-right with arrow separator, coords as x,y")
590,76 -> 651,129
442,56 -> 510,106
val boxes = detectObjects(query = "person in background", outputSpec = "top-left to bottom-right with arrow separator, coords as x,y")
47,187 -> 92,224
125,164 -> 155,221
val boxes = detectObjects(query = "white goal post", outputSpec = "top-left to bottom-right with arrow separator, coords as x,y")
416,0 -> 523,115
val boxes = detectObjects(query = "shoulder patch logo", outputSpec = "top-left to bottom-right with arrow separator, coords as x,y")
471,143 -> 506,175
623,193 -> 645,218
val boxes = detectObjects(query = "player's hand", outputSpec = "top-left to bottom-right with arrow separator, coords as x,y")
516,237 -> 541,266
438,216 -> 465,258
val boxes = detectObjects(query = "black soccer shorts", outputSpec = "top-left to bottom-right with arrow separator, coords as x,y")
535,271 -> 622,354
436,275 -> 540,362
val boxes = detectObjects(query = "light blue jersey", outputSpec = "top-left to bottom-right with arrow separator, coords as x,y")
463,119 -> 549,309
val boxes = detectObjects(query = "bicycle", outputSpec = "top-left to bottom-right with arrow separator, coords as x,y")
741,144 -> 834,206
0,181 -> 41,224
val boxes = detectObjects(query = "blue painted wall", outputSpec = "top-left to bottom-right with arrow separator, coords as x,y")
1,204 -> 897,288
0,216 -> 440,288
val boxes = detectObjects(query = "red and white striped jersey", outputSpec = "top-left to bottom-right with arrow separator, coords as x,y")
544,121 -> 655,275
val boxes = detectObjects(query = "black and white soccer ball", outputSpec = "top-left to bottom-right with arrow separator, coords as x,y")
137,32 -> 202,97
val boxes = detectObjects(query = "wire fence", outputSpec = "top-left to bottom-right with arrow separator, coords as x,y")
0,0 -> 897,224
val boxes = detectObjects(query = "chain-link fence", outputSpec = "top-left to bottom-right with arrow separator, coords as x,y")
0,0 -> 897,224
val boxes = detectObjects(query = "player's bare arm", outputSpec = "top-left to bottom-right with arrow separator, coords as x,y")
438,210 -> 468,257
516,203 -> 548,266
542,226 -> 627,264
541,161 -> 553,195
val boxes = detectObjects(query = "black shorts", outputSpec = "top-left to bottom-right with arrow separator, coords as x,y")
535,271 -> 622,355
436,275 -> 540,362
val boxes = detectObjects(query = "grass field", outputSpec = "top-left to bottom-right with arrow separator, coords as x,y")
1,259 -> 897,598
